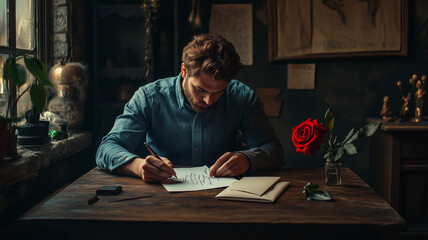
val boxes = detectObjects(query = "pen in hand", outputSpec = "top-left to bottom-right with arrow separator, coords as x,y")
144,142 -> 177,178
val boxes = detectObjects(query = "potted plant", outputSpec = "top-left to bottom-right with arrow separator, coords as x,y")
0,54 -> 52,160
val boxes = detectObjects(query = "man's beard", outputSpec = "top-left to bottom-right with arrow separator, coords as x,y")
182,77 -> 210,113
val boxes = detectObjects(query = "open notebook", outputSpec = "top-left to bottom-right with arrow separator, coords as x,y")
215,176 -> 290,203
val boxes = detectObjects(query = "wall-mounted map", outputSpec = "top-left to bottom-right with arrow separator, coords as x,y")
268,0 -> 407,60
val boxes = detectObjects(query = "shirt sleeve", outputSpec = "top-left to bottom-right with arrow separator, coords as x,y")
96,88 -> 151,172
237,92 -> 284,173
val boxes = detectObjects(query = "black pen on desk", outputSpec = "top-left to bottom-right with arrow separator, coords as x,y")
88,195 -> 99,205
144,142 -> 177,178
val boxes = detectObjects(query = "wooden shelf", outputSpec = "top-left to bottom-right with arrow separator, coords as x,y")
367,118 -> 428,132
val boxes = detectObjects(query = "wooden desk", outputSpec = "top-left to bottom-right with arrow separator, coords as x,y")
17,167 -> 405,239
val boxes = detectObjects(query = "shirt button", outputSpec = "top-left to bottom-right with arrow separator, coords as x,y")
194,148 -> 199,152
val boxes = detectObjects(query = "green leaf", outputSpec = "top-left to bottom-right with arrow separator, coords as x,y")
303,182 -> 332,201
17,64 -> 27,86
333,147 -> 344,162
347,122 -> 381,143
343,143 -> 357,155
30,85 -> 47,111
303,182 -> 319,193
360,122 -> 381,137
2,57 -> 11,81
9,58 -> 26,87
324,107 -> 335,131
309,191 -> 332,201
343,128 -> 355,144
24,56 -> 52,86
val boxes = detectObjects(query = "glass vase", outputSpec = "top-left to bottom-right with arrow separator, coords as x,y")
325,160 -> 341,185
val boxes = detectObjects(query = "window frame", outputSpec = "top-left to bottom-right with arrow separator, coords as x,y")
0,0 -> 46,117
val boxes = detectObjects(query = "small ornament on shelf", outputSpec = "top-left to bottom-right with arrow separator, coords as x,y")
396,74 -> 427,122
380,96 -> 393,122
413,75 -> 426,122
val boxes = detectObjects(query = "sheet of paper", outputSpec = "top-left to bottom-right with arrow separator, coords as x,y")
161,166 -> 237,192
209,4 -> 253,65
287,63 -> 315,90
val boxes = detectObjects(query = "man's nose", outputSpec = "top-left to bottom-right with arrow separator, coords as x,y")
203,94 -> 215,105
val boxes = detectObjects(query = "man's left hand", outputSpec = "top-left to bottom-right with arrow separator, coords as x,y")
209,152 -> 250,177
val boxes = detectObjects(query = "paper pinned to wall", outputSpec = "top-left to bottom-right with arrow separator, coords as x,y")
161,166 -> 237,192
209,4 -> 253,65
287,64 -> 316,90
256,88 -> 282,117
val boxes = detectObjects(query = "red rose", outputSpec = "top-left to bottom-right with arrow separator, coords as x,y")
292,118 -> 327,156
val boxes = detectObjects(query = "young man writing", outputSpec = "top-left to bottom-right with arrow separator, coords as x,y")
96,34 -> 283,182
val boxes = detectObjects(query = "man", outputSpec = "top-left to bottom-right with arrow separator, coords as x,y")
96,34 -> 283,182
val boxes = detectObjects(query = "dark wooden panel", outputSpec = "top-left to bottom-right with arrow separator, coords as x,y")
400,133 -> 428,159
369,131 -> 400,208
400,171 -> 428,224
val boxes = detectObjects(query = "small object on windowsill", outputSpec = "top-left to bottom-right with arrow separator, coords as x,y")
88,195 -> 99,205
17,107 -> 50,146
49,129 -> 68,141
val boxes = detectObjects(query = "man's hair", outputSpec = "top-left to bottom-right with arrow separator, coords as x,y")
182,34 -> 242,82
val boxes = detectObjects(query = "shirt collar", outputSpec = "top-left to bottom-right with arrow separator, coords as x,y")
175,73 -> 185,109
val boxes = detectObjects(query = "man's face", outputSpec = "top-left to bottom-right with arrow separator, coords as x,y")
181,64 -> 228,112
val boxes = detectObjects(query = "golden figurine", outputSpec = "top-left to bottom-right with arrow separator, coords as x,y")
413,75 -> 426,122
380,96 -> 393,121
399,93 -> 412,122
396,80 -> 412,122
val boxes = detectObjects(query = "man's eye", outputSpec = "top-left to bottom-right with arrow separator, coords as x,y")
196,87 -> 205,92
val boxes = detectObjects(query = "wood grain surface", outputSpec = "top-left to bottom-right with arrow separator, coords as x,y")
17,167 -> 406,239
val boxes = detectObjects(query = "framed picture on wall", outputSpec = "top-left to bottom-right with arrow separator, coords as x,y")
267,0 -> 408,61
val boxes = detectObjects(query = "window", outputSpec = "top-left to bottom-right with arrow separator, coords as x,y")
0,0 -> 45,118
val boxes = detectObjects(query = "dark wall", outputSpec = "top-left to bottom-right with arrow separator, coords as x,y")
161,0 -> 428,183
238,0 -> 428,182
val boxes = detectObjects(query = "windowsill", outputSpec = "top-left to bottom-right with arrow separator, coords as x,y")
0,132 -> 93,213
0,132 -> 92,186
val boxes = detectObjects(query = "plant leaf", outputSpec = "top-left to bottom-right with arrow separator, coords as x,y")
24,56 -> 52,86
324,107 -> 335,131
343,143 -> 357,155
2,57 -> 11,81
17,64 -> 27,86
347,122 -> 381,143
303,182 -> 319,193
303,182 -> 332,201
333,147 -> 344,162
359,122 -> 381,138
308,190 -> 332,201
343,128 -> 355,144
9,58 -> 26,87
30,85 -> 47,111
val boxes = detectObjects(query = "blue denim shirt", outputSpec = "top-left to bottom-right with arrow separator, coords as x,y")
96,74 -> 283,173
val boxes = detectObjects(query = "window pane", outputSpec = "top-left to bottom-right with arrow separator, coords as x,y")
16,0 -> 35,50
0,54 -> 8,117
0,1 -> 7,46
16,56 -> 34,118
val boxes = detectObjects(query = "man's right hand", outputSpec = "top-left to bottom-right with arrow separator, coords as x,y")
137,156 -> 175,182
114,156 -> 174,183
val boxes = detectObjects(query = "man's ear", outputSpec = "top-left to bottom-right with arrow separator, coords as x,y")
181,63 -> 187,79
